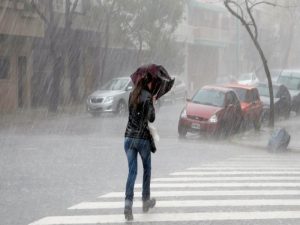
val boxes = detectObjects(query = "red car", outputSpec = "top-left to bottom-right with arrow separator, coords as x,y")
178,85 -> 243,137
224,83 -> 263,130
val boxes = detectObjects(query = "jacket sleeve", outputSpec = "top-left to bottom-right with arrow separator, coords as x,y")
147,97 -> 155,123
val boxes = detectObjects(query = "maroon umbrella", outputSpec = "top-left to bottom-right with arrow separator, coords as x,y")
130,64 -> 175,99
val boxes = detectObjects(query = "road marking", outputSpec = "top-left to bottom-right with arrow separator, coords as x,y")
226,159 -> 300,162
152,176 -> 300,182
171,171 -> 300,176
28,211 -> 300,224
99,190 -> 300,198
136,182 -> 300,188
69,199 -> 300,210
187,167 -> 300,170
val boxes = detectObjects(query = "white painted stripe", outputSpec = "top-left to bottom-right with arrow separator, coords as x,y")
202,161 -> 299,168
200,164 -> 300,167
230,156 -> 293,159
226,160 -> 300,162
152,176 -> 300,182
228,157 -> 299,160
171,171 -> 300,176
136,182 -> 300,188
28,211 -> 300,224
69,199 -> 300,210
187,167 -> 300,170
100,190 -> 300,198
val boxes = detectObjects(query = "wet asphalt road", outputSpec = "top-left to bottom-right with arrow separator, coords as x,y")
1,102 -> 300,225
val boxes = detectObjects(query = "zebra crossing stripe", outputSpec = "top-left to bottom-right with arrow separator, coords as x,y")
135,182 -> 300,188
152,176 -> 300,182
28,211 -> 300,224
171,171 -> 300,175
69,199 -> 300,210
200,163 -> 300,166
187,167 -> 300,170
99,190 -> 300,198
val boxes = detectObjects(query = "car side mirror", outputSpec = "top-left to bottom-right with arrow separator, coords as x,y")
186,98 -> 191,102
126,86 -> 133,91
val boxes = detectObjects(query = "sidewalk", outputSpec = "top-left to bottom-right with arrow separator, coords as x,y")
0,105 -> 85,130
230,115 -> 300,152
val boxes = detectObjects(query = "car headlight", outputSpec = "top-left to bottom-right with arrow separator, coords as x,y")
209,114 -> 218,123
180,109 -> 187,118
104,96 -> 114,104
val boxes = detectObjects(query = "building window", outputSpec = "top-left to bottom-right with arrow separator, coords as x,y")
0,57 -> 9,79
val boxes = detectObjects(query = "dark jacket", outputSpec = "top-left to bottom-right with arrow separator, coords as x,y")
125,89 -> 155,139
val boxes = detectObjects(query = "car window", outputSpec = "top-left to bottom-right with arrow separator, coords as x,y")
277,74 -> 300,90
100,78 -> 129,90
232,88 -> 249,102
257,84 -> 279,97
252,89 -> 260,101
231,92 -> 240,106
192,89 -> 225,107
225,93 -> 234,106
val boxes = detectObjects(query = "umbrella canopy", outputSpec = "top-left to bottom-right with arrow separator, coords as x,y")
130,64 -> 175,99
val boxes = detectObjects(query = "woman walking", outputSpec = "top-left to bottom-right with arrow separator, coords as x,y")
124,73 -> 156,221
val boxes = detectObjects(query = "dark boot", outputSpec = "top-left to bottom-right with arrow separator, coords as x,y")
124,200 -> 133,221
142,198 -> 156,213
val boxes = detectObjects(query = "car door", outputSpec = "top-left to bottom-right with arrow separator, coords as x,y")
223,92 -> 236,128
251,88 -> 262,121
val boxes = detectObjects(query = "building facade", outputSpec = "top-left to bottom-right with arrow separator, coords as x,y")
0,0 -> 44,112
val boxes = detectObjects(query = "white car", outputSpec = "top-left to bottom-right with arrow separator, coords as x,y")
238,72 -> 259,85
86,77 -> 133,116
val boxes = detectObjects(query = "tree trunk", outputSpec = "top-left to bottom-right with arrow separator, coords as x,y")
49,55 -> 63,112
224,0 -> 275,127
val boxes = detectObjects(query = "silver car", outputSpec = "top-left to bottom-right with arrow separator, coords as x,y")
86,77 -> 133,116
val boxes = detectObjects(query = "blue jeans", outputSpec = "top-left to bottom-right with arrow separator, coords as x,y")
124,137 -> 151,202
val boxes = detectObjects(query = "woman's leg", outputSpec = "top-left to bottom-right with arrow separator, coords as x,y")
124,138 -> 138,203
139,139 -> 156,212
139,139 -> 151,201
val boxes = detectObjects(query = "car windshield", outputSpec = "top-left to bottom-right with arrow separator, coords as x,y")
192,89 -> 225,107
231,88 -> 249,102
257,85 -> 279,97
100,78 -> 129,90
277,75 -> 300,90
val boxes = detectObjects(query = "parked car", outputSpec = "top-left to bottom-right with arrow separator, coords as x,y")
86,77 -> 133,116
237,72 -> 259,85
224,83 -> 263,130
256,82 -> 291,120
276,70 -> 300,114
178,85 -> 243,137
160,76 -> 187,103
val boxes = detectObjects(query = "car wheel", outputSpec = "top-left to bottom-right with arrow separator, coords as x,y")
178,125 -> 187,138
116,101 -> 127,116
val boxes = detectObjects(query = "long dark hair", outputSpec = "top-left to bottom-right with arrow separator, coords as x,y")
130,73 -> 152,108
